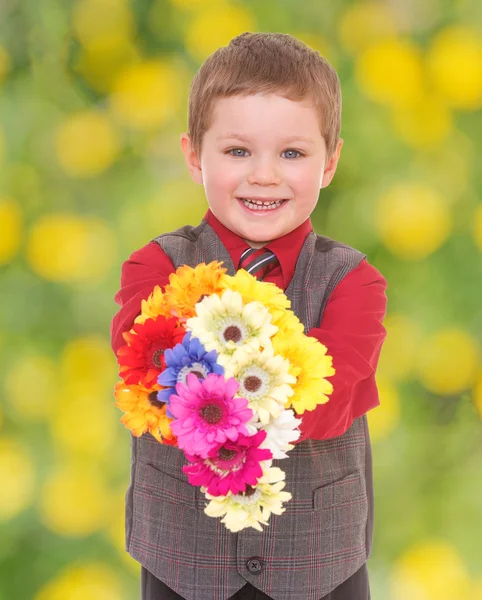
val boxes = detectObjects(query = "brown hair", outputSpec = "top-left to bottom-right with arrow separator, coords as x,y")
186,32 -> 342,159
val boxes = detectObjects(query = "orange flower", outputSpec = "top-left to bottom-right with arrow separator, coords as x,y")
135,284 -> 171,325
114,380 -> 177,445
161,261 -> 227,320
117,316 -> 186,388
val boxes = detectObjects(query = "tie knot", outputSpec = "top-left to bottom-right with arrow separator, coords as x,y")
237,247 -> 279,281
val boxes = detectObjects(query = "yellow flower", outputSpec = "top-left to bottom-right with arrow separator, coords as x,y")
134,285 -> 169,325
221,269 -> 291,327
113,380 -> 175,444
162,261 -> 227,320
203,465 -> 291,532
272,333 -> 335,414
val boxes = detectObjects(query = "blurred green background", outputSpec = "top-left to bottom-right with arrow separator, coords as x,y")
1,0 -> 482,598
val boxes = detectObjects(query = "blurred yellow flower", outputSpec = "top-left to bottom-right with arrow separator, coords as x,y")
356,37 -> 424,108
0,44 -> 10,83
377,314 -> 423,381
72,0 -> 134,45
392,93 -> 452,148
55,110 -> 121,178
39,462 -> 111,536
367,375 -> 400,442
26,213 -> 117,283
0,196 -> 23,265
0,437 -> 35,521
34,562 -> 126,600
473,371 -> 482,418
339,2 -> 397,55
470,578 -> 482,599
5,354 -> 57,420
474,203 -> 482,250
375,182 -> 451,260
390,539 -> 471,600
110,59 -> 182,130
416,328 -> 480,395
427,26 -> 482,110
184,5 -> 256,62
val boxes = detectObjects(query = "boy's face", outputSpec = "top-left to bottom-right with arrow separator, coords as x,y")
181,93 -> 342,247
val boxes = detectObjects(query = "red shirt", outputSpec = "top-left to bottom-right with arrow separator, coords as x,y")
111,209 -> 388,442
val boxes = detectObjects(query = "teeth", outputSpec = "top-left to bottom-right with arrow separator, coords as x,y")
240,198 -> 285,211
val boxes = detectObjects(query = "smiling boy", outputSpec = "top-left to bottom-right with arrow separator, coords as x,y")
111,32 -> 387,600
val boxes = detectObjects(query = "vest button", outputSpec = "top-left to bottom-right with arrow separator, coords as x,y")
246,557 -> 263,574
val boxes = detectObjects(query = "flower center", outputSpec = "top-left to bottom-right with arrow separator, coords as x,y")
151,348 -> 164,369
243,485 -> 257,497
190,370 -> 204,378
199,403 -> 223,424
218,447 -> 238,461
148,391 -> 165,409
223,325 -> 242,343
244,375 -> 262,392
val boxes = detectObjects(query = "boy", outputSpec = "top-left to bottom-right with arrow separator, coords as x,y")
111,32 -> 387,600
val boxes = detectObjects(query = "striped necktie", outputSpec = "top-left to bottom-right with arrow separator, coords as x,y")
237,247 -> 279,281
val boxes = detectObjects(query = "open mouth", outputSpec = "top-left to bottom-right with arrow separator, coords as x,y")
237,198 -> 288,211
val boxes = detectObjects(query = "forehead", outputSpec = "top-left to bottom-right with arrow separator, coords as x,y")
208,93 -> 322,141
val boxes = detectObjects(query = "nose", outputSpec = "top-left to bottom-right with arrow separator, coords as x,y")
247,157 -> 282,186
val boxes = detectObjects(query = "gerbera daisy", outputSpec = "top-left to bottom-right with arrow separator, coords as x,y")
203,465 -> 292,532
258,409 -> 302,459
169,373 -> 253,458
220,269 -> 291,327
182,430 -> 272,496
222,346 -> 296,425
134,285 -> 170,325
161,261 -> 227,320
272,332 -> 335,414
186,289 -> 277,362
117,316 -> 185,388
157,332 -> 224,416
113,380 -> 177,445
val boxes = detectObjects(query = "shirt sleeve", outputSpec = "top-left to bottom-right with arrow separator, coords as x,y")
110,241 -> 175,355
295,258 -> 388,443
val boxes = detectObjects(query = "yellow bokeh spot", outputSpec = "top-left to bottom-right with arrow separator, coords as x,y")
184,5 -> 256,63
0,196 -> 23,265
118,178 -> 207,251
427,26 -> 482,110
416,328 -> 480,395
473,371 -> 482,418
367,375 -> 400,442
390,539 -> 471,600
339,2 -> 397,55
470,578 -> 482,599
72,0 -> 134,45
55,110 -> 121,178
26,213 -> 117,284
375,183 -> 451,260
5,354 -> 57,420
474,204 -> 482,251
356,37 -> 424,108
0,45 -> 10,83
392,93 -> 452,148
61,335 -> 116,395
0,437 -> 35,521
110,59 -> 182,130
377,313 -> 423,380
39,462 -> 111,536
34,562 -> 126,600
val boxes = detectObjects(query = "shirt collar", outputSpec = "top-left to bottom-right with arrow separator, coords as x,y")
204,209 -> 314,289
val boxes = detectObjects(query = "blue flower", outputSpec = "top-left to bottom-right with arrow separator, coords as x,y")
157,332 -> 224,416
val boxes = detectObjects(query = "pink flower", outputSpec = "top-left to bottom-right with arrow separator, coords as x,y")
169,372 -> 253,458
182,430 -> 273,496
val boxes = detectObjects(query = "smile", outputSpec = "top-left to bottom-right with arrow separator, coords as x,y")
237,198 -> 288,211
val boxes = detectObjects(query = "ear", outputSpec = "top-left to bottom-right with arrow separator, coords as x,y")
321,138 -> 343,189
180,133 -> 203,185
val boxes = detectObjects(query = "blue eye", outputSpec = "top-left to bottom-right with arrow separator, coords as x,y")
226,148 -> 304,159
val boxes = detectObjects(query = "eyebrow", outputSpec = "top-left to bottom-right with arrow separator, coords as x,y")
217,133 -> 315,145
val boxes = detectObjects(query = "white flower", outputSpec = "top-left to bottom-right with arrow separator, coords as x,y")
222,345 -> 296,425
258,409 -> 302,459
202,465 -> 291,532
186,289 -> 277,363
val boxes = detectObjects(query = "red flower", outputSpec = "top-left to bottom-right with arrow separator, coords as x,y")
117,316 -> 185,388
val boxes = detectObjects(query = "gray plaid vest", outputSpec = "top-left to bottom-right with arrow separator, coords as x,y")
124,219 -> 373,600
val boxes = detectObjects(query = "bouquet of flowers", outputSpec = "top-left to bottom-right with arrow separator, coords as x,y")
114,261 -> 335,532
